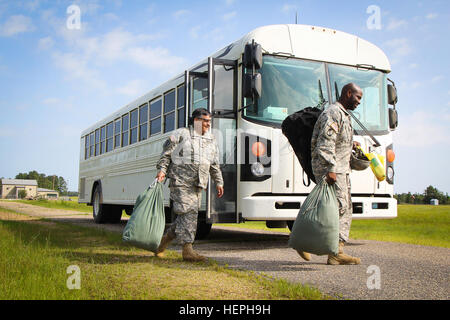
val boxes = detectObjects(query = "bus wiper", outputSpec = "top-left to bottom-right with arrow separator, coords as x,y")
317,79 -> 327,109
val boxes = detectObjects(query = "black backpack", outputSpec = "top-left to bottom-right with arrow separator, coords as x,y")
281,106 -> 323,186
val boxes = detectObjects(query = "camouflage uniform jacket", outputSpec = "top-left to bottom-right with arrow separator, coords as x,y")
311,102 -> 353,178
157,126 -> 224,189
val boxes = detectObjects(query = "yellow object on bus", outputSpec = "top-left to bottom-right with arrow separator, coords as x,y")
362,149 -> 386,182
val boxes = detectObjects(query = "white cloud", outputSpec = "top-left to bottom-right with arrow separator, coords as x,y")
383,38 -> 412,57
0,15 -> 34,37
38,36 -> 54,50
223,11 -> 236,21
190,26 -> 201,39
43,97 -> 61,105
386,18 -> 408,30
173,9 -> 190,20
431,75 -> 444,83
394,111 -> 450,147
52,51 -> 106,89
281,4 -> 297,14
225,0 -> 236,5
117,79 -> 147,96
47,26 -> 186,86
426,13 -> 438,20
127,46 -> 186,75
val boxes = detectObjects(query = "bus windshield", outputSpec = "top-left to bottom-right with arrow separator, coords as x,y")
244,56 -> 389,135
244,55 -> 328,125
328,64 -> 389,135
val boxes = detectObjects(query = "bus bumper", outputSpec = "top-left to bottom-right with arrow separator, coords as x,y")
241,195 -> 397,221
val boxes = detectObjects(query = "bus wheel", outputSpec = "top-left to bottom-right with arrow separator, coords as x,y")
93,186 -> 108,224
196,220 -> 212,240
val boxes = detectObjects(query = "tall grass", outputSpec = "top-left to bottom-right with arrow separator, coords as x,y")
0,211 -> 326,300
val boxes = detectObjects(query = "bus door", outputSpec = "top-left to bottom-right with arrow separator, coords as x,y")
207,57 -> 238,223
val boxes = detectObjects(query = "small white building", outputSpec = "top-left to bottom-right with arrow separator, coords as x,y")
37,188 -> 59,200
430,199 -> 439,206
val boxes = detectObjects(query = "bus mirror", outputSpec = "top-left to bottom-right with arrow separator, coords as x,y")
243,42 -> 262,70
387,84 -> 398,105
388,108 -> 398,129
243,73 -> 261,99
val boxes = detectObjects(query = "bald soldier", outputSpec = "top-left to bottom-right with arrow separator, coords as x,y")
298,83 -> 363,265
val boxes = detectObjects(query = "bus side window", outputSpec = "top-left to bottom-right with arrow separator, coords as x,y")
122,113 -> 129,147
139,103 -> 148,141
114,118 -> 121,149
130,109 -> 138,144
95,129 -> 100,156
192,77 -> 208,110
85,135 -> 89,159
89,132 -> 94,157
177,85 -> 186,128
150,98 -> 162,136
100,126 -> 106,154
164,90 -> 175,133
106,122 -> 113,152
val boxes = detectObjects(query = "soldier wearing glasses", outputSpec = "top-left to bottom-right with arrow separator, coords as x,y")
155,108 -> 224,262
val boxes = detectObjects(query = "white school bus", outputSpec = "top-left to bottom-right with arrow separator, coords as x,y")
78,24 -> 398,238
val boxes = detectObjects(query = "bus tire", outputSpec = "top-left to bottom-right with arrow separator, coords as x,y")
92,185 -> 108,224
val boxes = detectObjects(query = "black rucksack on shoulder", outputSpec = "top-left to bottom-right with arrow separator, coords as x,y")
281,106 -> 323,186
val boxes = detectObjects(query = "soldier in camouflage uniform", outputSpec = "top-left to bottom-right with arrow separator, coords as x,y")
154,108 -> 224,262
307,83 -> 363,265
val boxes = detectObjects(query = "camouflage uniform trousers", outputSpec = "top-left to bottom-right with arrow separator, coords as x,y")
165,186 -> 202,245
316,173 -> 352,243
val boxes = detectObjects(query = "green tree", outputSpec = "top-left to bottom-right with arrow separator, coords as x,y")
18,190 -> 27,199
15,171 -> 69,196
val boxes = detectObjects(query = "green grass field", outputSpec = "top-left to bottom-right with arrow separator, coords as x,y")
350,204 -> 450,248
0,209 -> 325,300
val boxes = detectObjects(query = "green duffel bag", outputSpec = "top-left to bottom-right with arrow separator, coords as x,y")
122,180 -> 165,252
288,178 -> 339,256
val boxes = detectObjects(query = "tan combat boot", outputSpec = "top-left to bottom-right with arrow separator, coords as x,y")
182,243 -> 206,262
327,241 -> 361,265
296,250 -> 311,261
155,233 -> 175,257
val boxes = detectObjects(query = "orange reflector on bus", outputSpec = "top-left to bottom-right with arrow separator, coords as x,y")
386,149 -> 395,163
251,141 -> 266,157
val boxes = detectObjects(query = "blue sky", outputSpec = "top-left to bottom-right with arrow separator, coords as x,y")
0,0 -> 449,194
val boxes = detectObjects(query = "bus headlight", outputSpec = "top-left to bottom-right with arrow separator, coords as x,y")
250,162 -> 265,177
387,166 -> 394,181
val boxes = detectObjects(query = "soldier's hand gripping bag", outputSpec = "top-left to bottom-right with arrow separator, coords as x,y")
122,180 -> 165,252
288,179 -> 339,256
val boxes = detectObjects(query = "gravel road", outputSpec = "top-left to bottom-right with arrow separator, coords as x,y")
1,201 -> 449,300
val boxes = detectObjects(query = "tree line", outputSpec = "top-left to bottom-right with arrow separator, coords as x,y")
395,185 -> 449,205
14,171 -> 69,196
